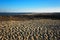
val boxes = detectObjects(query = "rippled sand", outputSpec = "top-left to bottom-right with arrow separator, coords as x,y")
0,16 -> 60,40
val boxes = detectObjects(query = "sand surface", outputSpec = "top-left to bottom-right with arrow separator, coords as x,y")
0,16 -> 60,40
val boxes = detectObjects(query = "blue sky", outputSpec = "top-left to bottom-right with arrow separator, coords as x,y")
0,0 -> 60,12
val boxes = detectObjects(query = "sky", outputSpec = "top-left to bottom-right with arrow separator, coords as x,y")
0,0 -> 60,12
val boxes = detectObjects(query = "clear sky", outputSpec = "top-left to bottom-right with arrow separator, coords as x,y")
0,0 -> 60,12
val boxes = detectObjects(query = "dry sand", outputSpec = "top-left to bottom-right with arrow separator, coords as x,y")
0,16 -> 60,40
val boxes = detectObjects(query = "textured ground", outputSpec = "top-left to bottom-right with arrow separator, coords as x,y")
0,16 -> 60,40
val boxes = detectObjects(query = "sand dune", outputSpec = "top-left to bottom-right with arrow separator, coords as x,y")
0,14 -> 60,40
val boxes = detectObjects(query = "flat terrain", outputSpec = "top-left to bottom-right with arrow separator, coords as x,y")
0,15 -> 60,40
